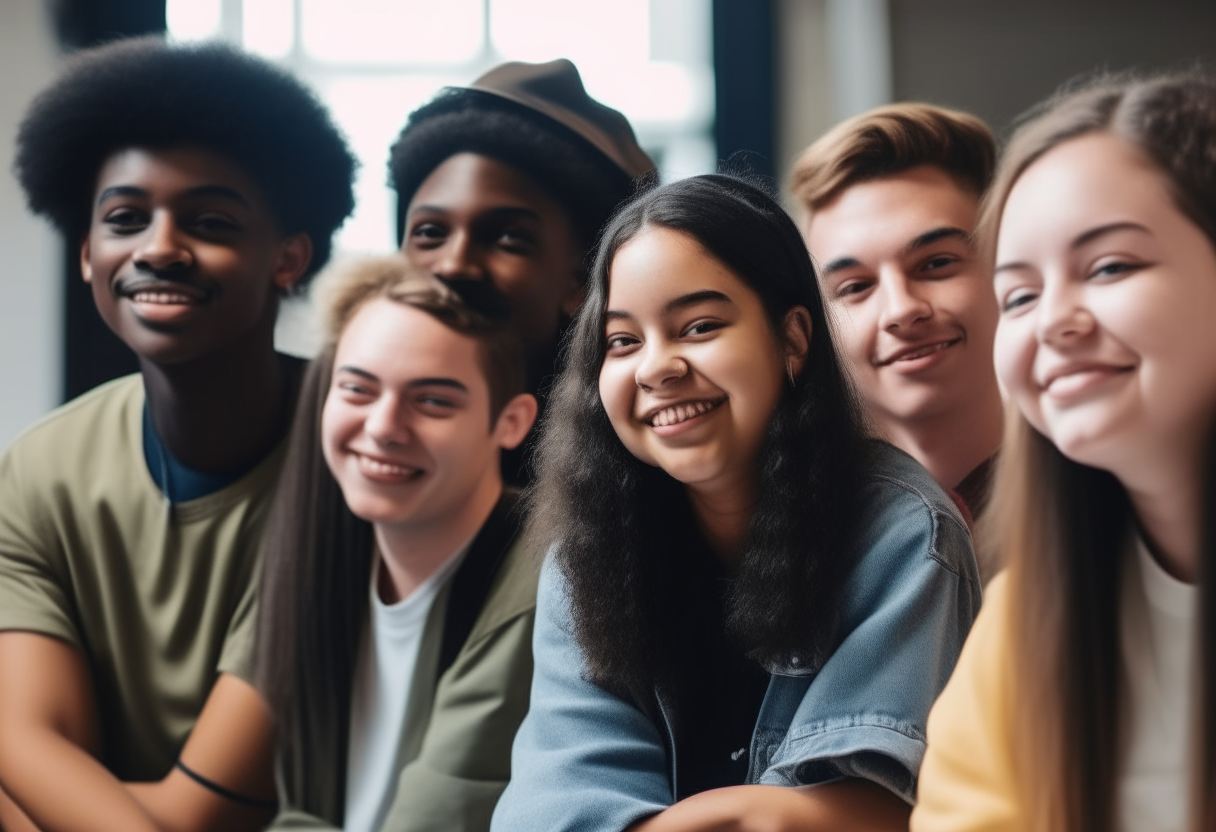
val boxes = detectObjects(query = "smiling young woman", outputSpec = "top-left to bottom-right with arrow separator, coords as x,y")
912,73 -> 1216,832
490,174 -> 981,832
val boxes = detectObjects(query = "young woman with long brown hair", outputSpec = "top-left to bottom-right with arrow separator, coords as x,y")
912,73 -> 1216,832
490,174 -> 981,832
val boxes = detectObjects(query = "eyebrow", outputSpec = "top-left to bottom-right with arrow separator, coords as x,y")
994,221 -> 1153,275
407,205 -> 542,223
335,365 -> 469,392
605,289 -> 733,321
95,184 -> 250,207
407,377 -> 468,392
820,226 -> 970,278
904,226 -> 970,253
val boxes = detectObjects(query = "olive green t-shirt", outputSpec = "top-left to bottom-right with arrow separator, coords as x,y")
0,375 -> 285,781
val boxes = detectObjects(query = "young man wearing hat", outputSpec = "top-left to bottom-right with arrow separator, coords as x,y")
0,38 -> 354,832
167,60 -> 652,832
790,103 -> 1003,525
390,58 -> 655,482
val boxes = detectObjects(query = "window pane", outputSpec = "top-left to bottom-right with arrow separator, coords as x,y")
490,0 -> 649,65
302,0 -> 484,64
321,76 -> 461,251
166,0 -> 222,41
244,0 -> 294,59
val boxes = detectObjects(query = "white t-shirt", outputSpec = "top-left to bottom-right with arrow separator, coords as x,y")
344,546 -> 468,832
1118,537 -> 1198,832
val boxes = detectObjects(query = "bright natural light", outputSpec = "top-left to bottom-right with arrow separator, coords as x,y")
166,0 -> 715,260
166,0 -> 221,41
301,0 -> 484,64
243,0 -> 294,59
322,76 -> 461,252
490,0 -> 649,65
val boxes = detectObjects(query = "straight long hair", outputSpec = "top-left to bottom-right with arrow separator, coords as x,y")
526,174 -> 868,697
978,72 -> 1216,832
254,256 -> 526,820
255,346 -> 371,820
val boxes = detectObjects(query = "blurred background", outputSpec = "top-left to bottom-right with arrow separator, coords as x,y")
2,0 -> 1214,449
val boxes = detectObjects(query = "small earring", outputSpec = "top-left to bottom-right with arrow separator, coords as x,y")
787,362 -> 797,386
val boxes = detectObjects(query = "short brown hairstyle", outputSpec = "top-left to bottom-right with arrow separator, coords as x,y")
789,102 -> 995,217
315,254 -> 525,420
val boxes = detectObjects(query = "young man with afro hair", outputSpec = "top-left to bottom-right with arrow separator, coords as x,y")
390,59 -> 655,482
0,36 -> 355,832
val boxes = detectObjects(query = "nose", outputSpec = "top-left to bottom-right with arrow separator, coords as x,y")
634,341 -> 689,391
134,212 -> 192,273
1037,280 -> 1095,347
877,269 -> 932,332
363,395 -> 410,447
428,230 -> 486,283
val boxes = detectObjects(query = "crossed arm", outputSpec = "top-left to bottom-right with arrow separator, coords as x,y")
0,632 -> 277,832
628,779 -> 911,832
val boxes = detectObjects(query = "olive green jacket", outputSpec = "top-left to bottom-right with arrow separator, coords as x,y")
269,519 -> 540,832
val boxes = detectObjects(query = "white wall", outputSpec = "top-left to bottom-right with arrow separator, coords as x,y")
0,0 -> 61,451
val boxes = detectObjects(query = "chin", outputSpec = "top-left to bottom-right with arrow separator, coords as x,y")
342,492 -> 410,526
653,458 -> 727,488
1041,422 -> 1121,472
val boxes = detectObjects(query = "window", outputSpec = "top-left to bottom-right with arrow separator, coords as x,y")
167,0 -> 715,257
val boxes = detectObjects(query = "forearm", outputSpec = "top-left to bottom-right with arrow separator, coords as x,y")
121,673 -> 278,832
0,724 -> 161,832
629,780 -> 910,832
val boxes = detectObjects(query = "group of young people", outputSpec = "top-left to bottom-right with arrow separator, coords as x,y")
0,31 -> 1208,832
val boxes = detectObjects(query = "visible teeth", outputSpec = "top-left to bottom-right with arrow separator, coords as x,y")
131,291 -> 195,304
650,400 -> 717,427
359,456 -> 418,477
898,341 -> 952,361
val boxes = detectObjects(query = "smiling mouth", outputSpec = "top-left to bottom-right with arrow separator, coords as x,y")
645,398 -> 725,427
880,337 -> 961,365
117,278 -> 212,305
356,452 -> 424,480
129,291 -> 201,305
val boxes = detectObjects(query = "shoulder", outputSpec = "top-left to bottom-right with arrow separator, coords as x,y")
0,375 -> 145,519
924,570 -> 1015,743
912,572 -> 1020,831
3,375 -> 142,465
465,535 -> 541,647
855,441 -> 974,579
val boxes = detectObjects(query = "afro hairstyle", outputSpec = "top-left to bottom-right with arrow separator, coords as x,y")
14,36 -> 357,283
389,89 -> 636,263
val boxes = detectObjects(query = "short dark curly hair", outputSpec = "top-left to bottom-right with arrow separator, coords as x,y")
14,36 -> 357,282
389,89 -> 636,257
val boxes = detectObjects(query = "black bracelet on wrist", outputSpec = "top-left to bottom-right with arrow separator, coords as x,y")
174,759 -> 278,810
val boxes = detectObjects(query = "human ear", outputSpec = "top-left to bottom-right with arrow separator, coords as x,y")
271,233 -> 313,292
782,306 -> 813,381
492,393 -> 539,450
80,237 -> 93,285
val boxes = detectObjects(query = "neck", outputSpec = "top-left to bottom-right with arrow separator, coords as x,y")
141,326 -> 293,473
374,471 -> 504,604
686,475 -> 756,568
877,389 -> 1003,492
1122,447 -> 1204,584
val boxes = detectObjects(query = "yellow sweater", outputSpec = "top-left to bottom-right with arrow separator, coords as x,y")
911,573 -> 1022,832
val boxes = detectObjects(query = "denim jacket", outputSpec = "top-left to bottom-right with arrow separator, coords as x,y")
491,442 -> 982,832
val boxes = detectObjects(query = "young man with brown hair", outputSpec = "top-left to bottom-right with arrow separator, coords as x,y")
791,104 -> 1003,523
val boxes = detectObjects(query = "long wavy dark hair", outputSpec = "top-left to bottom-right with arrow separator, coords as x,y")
976,71 -> 1216,832
526,174 -> 868,697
